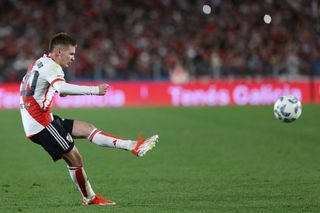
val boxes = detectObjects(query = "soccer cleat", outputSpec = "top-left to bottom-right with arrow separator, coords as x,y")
82,195 -> 116,206
131,135 -> 159,157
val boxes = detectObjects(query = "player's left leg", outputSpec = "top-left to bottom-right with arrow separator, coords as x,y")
63,146 -> 115,205
42,115 -> 115,205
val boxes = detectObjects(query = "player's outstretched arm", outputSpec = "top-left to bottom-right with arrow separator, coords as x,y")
53,81 -> 109,96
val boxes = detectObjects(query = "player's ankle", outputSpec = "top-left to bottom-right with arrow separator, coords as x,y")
127,140 -> 136,151
83,194 -> 96,202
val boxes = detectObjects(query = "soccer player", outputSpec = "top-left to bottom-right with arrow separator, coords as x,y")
19,32 -> 159,205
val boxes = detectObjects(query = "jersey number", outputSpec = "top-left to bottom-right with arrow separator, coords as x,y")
21,70 -> 39,97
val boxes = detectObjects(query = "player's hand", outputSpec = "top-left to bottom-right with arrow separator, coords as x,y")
98,83 -> 109,95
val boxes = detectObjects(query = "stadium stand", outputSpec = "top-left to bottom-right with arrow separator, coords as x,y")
0,0 -> 319,82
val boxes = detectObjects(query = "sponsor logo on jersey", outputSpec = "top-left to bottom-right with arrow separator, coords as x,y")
37,61 -> 43,69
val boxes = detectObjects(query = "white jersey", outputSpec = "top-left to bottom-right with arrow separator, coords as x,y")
20,55 -> 66,137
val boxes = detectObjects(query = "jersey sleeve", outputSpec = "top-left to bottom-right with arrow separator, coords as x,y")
53,81 -> 100,95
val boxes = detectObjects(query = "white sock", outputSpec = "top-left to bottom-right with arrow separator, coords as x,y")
68,166 -> 96,201
88,128 -> 136,150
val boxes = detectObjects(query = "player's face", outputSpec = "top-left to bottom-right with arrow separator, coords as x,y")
59,45 -> 76,67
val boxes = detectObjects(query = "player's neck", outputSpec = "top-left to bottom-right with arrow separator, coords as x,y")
48,53 -> 60,65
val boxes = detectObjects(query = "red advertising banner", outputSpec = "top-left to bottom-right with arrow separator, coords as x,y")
1,80 -> 319,109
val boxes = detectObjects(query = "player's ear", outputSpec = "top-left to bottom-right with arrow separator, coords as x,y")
52,47 -> 60,56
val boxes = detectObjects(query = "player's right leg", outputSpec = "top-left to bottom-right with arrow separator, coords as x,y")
71,120 -> 159,157
130,134 -> 159,157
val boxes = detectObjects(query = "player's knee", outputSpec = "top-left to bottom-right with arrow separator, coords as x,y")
87,123 -> 96,132
73,121 -> 97,138
64,147 -> 84,167
74,154 -> 83,167
68,156 -> 83,167
84,123 -> 96,138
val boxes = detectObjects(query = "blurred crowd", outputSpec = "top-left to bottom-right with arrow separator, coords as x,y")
1,0 -> 320,82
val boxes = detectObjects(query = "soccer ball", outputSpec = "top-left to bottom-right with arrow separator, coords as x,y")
273,95 -> 302,123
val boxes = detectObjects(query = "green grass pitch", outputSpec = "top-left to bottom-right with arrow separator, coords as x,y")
0,105 -> 320,213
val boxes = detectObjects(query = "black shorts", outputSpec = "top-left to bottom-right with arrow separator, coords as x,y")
30,115 -> 75,161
